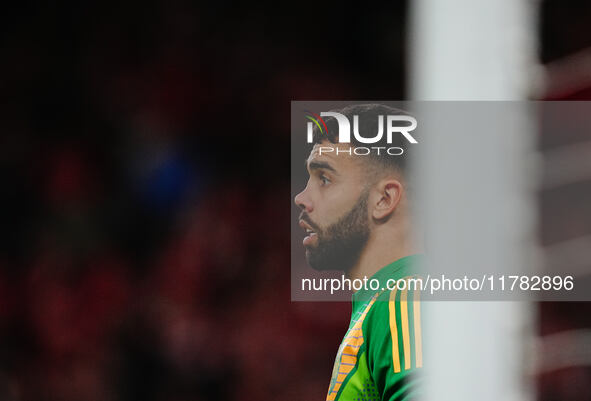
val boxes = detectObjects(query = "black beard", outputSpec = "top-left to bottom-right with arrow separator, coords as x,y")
305,190 -> 370,272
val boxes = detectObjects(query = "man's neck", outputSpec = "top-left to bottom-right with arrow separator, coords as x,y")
346,230 -> 416,281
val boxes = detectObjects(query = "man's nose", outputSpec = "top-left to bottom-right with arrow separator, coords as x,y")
294,187 -> 312,212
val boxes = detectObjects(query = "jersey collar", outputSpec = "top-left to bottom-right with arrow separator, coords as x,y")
352,254 -> 422,304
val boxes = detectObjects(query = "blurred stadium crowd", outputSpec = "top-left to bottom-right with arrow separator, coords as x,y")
1,2 -> 401,400
0,1 -> 590,400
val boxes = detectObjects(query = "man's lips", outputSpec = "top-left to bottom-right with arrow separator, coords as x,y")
299,219 -> 318,246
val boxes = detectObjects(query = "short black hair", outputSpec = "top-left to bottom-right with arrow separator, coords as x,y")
311,103 -> 414,175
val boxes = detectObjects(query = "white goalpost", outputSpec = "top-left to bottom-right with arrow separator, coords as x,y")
408,1 -> 540,400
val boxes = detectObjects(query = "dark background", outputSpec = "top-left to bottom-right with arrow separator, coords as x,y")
0,1 -> 590,400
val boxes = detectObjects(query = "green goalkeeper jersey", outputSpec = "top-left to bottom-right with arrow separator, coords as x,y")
326,255 -> 423,401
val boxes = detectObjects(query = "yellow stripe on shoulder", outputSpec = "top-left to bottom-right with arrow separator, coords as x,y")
390,276 -> 424,372
400,287 -> 411,370
388,288 -> 401,373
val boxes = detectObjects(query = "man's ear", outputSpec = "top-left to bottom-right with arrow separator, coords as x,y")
371,179 -> 403,220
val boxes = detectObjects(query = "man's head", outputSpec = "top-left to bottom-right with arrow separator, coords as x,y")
295,104 -> 414,272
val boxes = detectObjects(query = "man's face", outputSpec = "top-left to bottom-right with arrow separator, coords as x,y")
294,142 -> 371,271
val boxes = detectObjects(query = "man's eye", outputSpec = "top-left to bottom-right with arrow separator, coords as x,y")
320,175 -> 331,186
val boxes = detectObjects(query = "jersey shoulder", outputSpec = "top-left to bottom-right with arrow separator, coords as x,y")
363,281 -> 423,374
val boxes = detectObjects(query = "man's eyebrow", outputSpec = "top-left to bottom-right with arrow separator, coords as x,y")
307,160 -> 337,174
